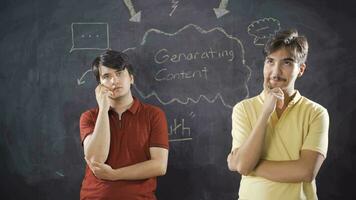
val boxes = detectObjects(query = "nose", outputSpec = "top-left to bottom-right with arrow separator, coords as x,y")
110,74 -> 120,84
271,62 -> 282,76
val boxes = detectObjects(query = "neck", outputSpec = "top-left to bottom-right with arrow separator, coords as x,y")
109,94 -> 134,114
276,89 -> 296,114
283,88 -> 296,103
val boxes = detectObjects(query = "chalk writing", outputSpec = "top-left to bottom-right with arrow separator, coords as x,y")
169,118 -> 192,141
154,48 -> 234,64
154,66 -> 208,82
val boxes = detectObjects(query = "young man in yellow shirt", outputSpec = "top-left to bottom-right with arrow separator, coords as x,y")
227,29 -> 329,200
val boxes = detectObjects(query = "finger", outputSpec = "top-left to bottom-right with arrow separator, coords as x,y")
102,90 -> 109,95
91,161 -> 100,168
93,166 -> 101,171
98,85 -> 109,96
277,87 -> 284,94
92,161 -> 105,169
92,160 -> 100,165
272,93 -> 284,100
277,101 -> 284,109
227,154 -> 231,162
85,158 -> 94,171
101,84 -> 112,91
95,85 -> 101,95
85,157 -> 92,165
270,87 -> 281,93
100,85 -> 109,93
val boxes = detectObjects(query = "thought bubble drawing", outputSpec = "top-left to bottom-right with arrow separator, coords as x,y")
124,24 -> 251,108
247,18 -> 281,46
70,23 -> 109,52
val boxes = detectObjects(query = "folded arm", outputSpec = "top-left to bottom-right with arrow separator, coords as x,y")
83,109 -> 111,164
227,111 -> 270,175
87,147 -> 169,181
254,150 -> 325,183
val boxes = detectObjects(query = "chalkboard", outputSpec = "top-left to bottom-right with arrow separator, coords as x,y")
1,0 -> 356,199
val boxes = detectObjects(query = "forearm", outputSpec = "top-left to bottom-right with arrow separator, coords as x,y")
112,159 -> 167,181
254,150 -> 324,183
231,112 -> 270,175
254,159 -> 309,183
84,111 -> 110,163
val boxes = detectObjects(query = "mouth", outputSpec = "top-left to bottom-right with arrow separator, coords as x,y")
110,87 -> 123,93
266,77 -> 286,89
270,77 -> 286,82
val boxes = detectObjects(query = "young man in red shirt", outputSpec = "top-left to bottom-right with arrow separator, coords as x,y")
79,50 -> 169,200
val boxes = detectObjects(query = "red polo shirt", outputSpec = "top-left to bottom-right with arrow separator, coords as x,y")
79,97 -> 169,200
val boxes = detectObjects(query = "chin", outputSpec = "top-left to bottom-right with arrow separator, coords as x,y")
269,81 -> 286,88
110,92 -> 129,100
109,94 -> 121,99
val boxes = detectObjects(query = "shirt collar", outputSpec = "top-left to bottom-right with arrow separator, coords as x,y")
127,96 -> 140,114
108,96 -> 140,115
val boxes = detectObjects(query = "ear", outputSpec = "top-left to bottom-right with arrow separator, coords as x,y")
298,63 -> 306,77
98,65 -> 103,84
130,74 -> 134,84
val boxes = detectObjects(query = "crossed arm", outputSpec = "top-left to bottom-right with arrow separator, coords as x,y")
253,150 -> 325,183
226,109 -> 325,183
227,109 -> 326,183
85,147 -> 168,181
227,90 -> 327,183
228,147 -> 325,183
82,109 -> 168,181
83,125 -> 168,181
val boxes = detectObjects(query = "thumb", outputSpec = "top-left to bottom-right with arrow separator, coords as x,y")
276,98 -> 284,109
84,157 -> 93,170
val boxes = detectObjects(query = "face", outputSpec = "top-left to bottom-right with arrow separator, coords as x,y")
263,47 -> 306,93
99,65 -> 134,100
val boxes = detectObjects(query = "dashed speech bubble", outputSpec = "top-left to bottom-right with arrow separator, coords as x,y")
70,22 -> 109,52
247,18 -> 281,46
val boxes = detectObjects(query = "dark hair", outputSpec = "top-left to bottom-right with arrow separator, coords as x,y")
92,50 -> 134,83
263,29 -> 309,64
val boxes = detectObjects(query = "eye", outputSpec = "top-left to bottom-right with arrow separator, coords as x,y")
115,71 -> 123,76
265,59 -> 274,64
102,74 -> 110,79
283,60 -> 293,66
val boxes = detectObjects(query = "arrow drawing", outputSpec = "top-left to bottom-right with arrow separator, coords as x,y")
169,0 -> 179,16
123,0 -> 141,23
213,0 -> 230,19
77,69 -> 92,85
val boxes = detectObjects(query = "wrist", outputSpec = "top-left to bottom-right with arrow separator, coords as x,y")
112,168 -> 121,180
98,107 -> 110,114
260,110 -> 272,120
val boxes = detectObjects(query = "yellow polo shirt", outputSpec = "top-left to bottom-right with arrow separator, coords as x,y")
231,90 -> 329,200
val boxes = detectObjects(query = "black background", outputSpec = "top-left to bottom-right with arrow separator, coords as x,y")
1,0 -> 356,199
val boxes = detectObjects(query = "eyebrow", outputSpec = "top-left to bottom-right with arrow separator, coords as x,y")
266,56 -> 296,62
100,72 -> 110,77
101,69 -> 124,76
282,57 -> 295,62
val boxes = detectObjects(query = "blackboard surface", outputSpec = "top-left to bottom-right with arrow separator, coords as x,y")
1,0 -> 356,199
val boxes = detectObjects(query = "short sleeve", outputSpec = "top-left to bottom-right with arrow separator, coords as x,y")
79,111 -> 95,144
301,107 -> 329,157
149,108 -> 169,150
231,102 -> 252,151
